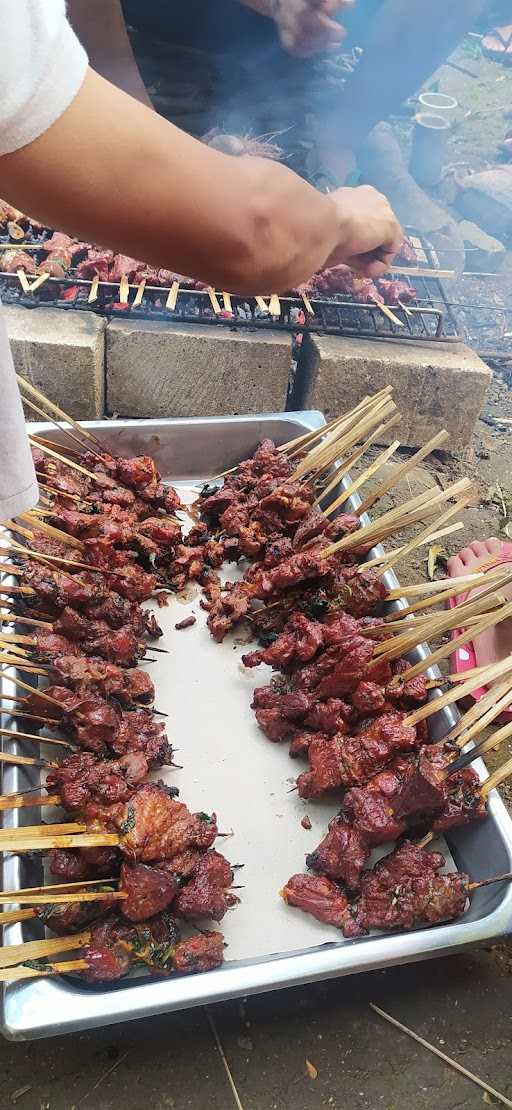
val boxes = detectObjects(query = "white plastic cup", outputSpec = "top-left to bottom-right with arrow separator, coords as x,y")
419,92 -> 458,113
410,112 -> 451,188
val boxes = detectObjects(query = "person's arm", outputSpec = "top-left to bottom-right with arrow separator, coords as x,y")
0,69 -> 401,293
67,0 -> 152,108
240,0 -> 349,56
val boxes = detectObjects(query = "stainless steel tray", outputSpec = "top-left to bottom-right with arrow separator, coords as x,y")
2,412 -> 512,1041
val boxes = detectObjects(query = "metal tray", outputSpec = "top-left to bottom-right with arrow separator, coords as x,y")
2,412 -> 512,1041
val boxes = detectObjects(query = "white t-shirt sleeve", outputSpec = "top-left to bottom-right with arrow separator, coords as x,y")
0,0 -> 89,519
0,0 -> 88,156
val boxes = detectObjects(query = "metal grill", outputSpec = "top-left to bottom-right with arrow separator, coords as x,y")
0,232 -> 460,343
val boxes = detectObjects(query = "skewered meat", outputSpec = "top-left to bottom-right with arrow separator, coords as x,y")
49,656 -> 155,705
1,249 -> 36,274
75,249 -> 114,280
119,861 -> 179,922
281,873 -> 360,934
173,850 -> 236,921
354,841 -> 468,933
297,713 -> 419,799
46,750 -> 153,810
81,912 -> 181,982
50,846 -> 121,881
31,626 -> 144,667
94,783 -> 218,864
172,931 -> 225,974
108,255 -> 142,283
306,815 -> 370,890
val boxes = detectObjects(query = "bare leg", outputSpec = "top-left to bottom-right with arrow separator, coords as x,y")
67,0 -> 153,108
319,0 -> 486,179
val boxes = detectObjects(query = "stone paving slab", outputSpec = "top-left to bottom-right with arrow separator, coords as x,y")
299,335 -> 491,450
4,306 -> 106,420
106,320 -> 292,418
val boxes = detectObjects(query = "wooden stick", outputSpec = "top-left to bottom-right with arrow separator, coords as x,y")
0,538 -> 108,575
0,878 -> 119,898
19,393 -> 97,458
356,431 -> 449,516
19,513 -> 84,550
166,280 -> 179,310
0,909 -> 36,926
0,613 -> 53,630
315,417 -> 400,507
1,708 -> 60,726
222,292 -> 232,313
446,677 -> 512,744
461,717 -> 512,767
373,591 -> 506,662
88,275 -> 99,304
27,438 -> 114,487
0,793 -> 61,811
291,398 -> 396,482
386,571 -> 506,599
321,478 -> 472,557
367,522 -> 464,571
0,726 -> 72,749
384,566 -> 512,620
371,298 -> 404,327
133,278 -> 146,308
0,890 -> 127,906
0,751 -> 52,768
0,675 -> 63,708
388,600 -> 512,686
404,656 -> 512,726
0,960 -> 90,982
372,498 -> 470,575
17,375 -> 104,452
0,823 -> 87,842
323,440 -> 401,517
0,929 -> 91,969
207,287 -> 221,315
0,832 -> 119,851
369,1004 -> 512,1110
467,872 -> 512,892
0,656 -> 51,676
0,585 -> 34,596
482,756 -> 512,798
269,294 -> 281,316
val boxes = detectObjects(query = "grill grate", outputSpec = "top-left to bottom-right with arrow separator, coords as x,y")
0,232 -> 460,343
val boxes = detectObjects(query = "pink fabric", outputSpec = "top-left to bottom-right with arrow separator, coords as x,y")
447,547 -> 512,722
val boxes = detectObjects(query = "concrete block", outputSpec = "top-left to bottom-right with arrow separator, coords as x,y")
4,306 -> 105,419
300,335 -> 490,450
106,320 -> 292,417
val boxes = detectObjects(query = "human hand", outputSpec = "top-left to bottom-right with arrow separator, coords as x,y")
271,0 -> 352,58
326,185 -> 403,277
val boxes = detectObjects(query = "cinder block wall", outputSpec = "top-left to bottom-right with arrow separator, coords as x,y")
4,305 -> 491,449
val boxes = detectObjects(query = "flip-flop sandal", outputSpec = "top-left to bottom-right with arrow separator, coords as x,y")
481,26 -> 512,65
447,546 -> 512,720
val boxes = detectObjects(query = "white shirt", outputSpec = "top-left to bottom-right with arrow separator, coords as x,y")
0,1 -> 88,518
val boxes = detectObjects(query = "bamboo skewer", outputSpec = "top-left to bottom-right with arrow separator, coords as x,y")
384,566 -> 512,620
322,439 -> 401,516
370,495 -> 471,575
0,890 -> 127,906
370,1004 -> 512,1110
0,793 -> 61,811
1,878 -> 120,898
18,513 -> 84,550
27,438 -> 114,487
403,657 -> 512,727
0,960 -> 90,982
321,478 -> 473,557
366,522 -> 465,571
482,755 -> 512,797
0,929 -> 91,969
445,678 -> 512,744
0,909 -> 38,926
386,569 -> 511,599
0,823 -> 87,841
0,751 -> 51,768
0,677 -> 65,709
0,832 -> 119,851
290,397 -> 397,482
17,375 -> 105,452
387,599 -> 512,686
0,708 -> 60,726
18,392 -> 98,458
0,726 -> 73,750
315,417 -> 400,506
357,430 -> 449,516
453,717 -> 512,772
373,591 -> 507,663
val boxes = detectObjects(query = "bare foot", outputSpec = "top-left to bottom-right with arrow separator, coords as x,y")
482,26 -> 512,63
447,538 -> 512,670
